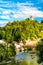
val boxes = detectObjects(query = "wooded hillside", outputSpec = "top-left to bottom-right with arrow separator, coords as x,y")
0,18 -> 43,43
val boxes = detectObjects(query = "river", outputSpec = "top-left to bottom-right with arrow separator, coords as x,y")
15,52 -> 37,62
1,52 -> 42,65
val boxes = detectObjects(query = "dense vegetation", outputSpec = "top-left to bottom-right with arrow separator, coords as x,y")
0,18 -> 43,64
0,18 -> 43,43
0,43 -> 16,62
36,38 -> 43,64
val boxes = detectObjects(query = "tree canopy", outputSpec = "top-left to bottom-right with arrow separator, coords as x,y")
36,38 -> 43,64
0,18 -> 43,43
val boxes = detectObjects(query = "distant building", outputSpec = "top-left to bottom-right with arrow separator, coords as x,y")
0,40 -> 5,44
30,16 -> 33,20
15,43 -> 21,49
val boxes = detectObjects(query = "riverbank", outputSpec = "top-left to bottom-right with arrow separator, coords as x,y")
0,51 -> 42,65
0,57 -> 15,65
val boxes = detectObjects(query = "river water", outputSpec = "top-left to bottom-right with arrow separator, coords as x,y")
1,52 -> 42,65
15,52 -> 37,62
14,52 -> 42,65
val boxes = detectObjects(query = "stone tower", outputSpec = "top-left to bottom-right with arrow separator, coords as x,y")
30,16 -> 33,20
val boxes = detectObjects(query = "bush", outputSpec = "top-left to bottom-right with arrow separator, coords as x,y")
36,38 -> 43,64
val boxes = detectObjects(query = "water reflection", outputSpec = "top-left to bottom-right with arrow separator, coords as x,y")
15,52 -> 37,62
1,52 -> 41,65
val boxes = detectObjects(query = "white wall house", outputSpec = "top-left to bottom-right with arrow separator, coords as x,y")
0,40 -> 5,44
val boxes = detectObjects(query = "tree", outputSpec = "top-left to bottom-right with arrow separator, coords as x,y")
8,43 -> 16,57
36,38 -> 43,64
41,20 -> 43,23
0,18 -> 43,42
0,44 -> 6,61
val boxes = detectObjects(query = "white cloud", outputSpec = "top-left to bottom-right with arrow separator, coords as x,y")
21,6 -> 43,17
3,10 -> 10,14
16,2 -> 34,6
0,21 -> 8,27
12,3 -> 43,18
0,22 -> 6,24
0,1 -> 43,22
0,15 -> 10,19
13,11 -> 24,18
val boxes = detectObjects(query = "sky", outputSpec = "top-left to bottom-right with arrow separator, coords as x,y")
0,0 -> 43,26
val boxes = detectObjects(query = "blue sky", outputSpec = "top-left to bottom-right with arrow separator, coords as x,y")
0,0 -> 43,26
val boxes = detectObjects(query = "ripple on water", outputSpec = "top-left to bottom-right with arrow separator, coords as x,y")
15,52 -> 37,62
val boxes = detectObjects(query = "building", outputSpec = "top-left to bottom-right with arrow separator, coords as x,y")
30,16 -> 33,20
0,40 -> 5,44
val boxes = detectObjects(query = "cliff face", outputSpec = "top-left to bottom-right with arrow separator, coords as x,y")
25,38 -> 41,47
14,38 -> 41,48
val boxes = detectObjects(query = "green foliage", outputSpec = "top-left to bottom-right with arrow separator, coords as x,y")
0,43 -> 16,62
27,47 -> 32,52
16,61 -> 28,65
36,38 -> 43,64
0,18 -> 43,43
16,61 -> 38,65
0,44 -> 6,61
8,43 -> 16,57
41,20 -> 43,23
